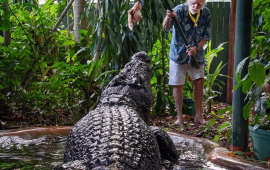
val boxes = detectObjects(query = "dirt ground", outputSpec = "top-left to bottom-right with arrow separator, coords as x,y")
149,102 -> 234,149
149,102 -> 270,166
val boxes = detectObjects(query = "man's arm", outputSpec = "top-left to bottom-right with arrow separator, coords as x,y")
163,16 -> 171,30
196,39 -> 208,50
163,10 -> 176,30
188,39 -> 208,57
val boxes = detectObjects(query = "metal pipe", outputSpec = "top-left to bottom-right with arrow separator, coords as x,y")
232,0 -> 253,152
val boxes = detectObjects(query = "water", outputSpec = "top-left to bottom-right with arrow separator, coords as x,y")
0,129 -> 230,170
0,135 -> 66,170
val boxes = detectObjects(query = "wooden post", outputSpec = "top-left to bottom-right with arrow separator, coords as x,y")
226,0 -> 237,104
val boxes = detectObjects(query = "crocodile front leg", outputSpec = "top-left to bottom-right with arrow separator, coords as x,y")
150,126 -> 179,162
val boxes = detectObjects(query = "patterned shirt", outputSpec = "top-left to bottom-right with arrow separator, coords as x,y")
165,4 -> 211,65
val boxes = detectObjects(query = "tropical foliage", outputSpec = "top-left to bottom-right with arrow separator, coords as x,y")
251,0 -> 270,61
0,0 -> 187,125
234,0 -> 270,130
0,0 -> 85,125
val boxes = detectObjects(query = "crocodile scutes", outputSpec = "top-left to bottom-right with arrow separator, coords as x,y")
60,51 -> 178,170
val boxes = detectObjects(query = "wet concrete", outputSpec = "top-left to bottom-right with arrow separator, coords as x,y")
0,127 -> 269,170
168,132 -> 270,170
210,147 -> 269,170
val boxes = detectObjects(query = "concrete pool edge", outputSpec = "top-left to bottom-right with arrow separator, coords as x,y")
0,126 -> 73,138
168,132 -> 270,170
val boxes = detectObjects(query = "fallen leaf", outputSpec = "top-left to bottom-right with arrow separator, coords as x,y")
264,157 -> 270,165
183,115 -> 193,121
245,151 -> 254,157
165,116 -> 173,121
227,152 -> 235,157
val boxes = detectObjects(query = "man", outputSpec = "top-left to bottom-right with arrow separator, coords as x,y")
163,0 -> 211,127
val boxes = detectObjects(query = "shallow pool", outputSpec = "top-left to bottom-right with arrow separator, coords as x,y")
0,127 -> 230,170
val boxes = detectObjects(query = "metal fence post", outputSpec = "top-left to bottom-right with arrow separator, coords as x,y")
232,0 -> 253,152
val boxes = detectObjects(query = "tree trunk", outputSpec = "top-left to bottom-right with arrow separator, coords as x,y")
67,0 -> 71,37
43,0 -> 74,48
73,0 -> 87,43
52,0 -> 74,32
93,0 -> 103,61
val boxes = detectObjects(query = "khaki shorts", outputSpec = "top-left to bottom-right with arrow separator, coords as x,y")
169,60 -> 204,86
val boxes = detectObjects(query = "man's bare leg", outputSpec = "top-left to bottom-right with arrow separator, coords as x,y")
193,78 -> 205,125
173,85 -> 184,126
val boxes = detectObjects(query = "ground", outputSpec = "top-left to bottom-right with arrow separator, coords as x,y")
150,102 -> 270,166
149,102 -> 233,149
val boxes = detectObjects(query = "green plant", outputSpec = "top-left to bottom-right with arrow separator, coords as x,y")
150,31 -> 175,115
50,58 -> 115,111
202,117 -> 216,137
0,0 -> 186,125
252,0 -> 270,61
181,75 -> 194,114
230,1 -> 270,161
204,41 -> 228,113
1,0 -> 71,119
234,57 -> 270,130
213,121 -> 232,148
213,106 -> 232,148
232,0 -> 270,131
0,0 -> 116,125
234,0 -> 270,128
183,75 -> 193,99
84,0 -> 173,72
202,106 -> 232,139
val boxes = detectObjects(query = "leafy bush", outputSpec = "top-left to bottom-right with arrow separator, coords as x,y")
0,1 -> 112,125
252,0 -> 270,61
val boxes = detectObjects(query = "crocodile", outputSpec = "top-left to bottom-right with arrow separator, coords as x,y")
60,51 -> 178,170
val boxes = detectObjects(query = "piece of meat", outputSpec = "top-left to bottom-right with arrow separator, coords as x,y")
128,1 -> 142,31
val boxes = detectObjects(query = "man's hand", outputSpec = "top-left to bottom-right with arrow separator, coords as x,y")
163,10 -> 176,29
187,46 -> 198,57
166,9 -> 177,19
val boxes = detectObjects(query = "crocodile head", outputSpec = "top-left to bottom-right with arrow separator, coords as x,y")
100,51 -> 152,123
